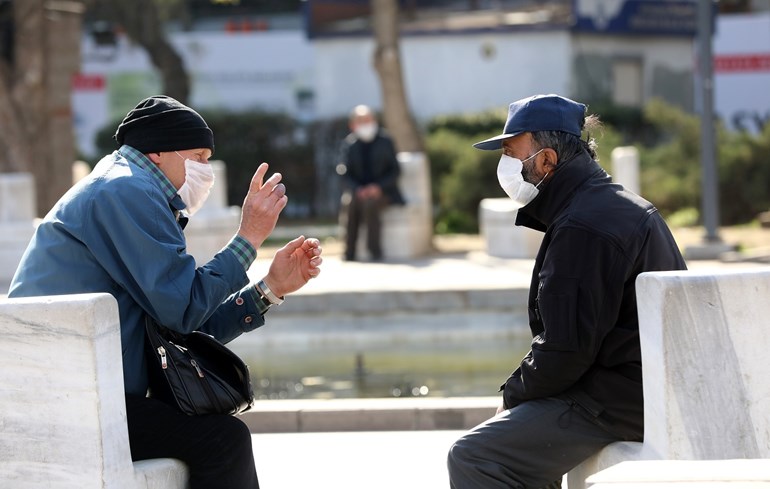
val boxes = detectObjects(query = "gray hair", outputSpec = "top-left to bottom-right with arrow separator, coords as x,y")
531,114 -> 601,162
349,104 -> 375,121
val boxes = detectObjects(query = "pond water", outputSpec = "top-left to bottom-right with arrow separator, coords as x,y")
233,333 -> 533,401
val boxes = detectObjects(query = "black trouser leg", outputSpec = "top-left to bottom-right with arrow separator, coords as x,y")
126,394 -> 259,489
447,397 -> 621,489
343,193 -> 362,260
362,196 -> 386,260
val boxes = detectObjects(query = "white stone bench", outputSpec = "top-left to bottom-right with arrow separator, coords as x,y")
0,173 -> 37,287
478,198 -> 542,259
352,151 -> 433,260
568,269 -> 770,488
0,293 -> 188,489
586,459 -> 770,488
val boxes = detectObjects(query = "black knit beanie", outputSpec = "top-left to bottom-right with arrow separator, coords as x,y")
114,95 -> 214,154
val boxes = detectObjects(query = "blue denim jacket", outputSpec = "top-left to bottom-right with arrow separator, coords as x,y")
9,146 -> 267,396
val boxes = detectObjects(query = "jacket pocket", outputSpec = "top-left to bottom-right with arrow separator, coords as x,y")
533,277 -> 578,351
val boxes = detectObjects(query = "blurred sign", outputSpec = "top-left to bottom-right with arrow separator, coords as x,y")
714,13 -> 770,133
573,0 -> 697,36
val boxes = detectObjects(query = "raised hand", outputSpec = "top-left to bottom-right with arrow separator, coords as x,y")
237,163 -> 287,249
262,236 -> 323,298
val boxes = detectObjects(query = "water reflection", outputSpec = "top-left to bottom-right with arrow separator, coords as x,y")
235,334 -> 532,400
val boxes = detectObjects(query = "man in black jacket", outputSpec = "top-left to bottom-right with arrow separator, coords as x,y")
447,94 -> 687,488
337,105 -> 405,261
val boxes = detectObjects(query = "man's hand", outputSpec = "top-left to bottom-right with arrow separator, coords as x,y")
237,163 -> 287,249
262,236 -> 323,298
355,184 -> 383,200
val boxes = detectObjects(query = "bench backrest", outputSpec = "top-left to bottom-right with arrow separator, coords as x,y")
0,293 -> 136,488
637,268 -> 770,460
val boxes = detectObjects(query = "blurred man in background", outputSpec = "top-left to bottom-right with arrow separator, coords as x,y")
337,105 -> 404,262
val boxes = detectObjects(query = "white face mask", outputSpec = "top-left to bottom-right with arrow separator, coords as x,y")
496,150 -> 548,209
175,152 -> 215,216
354,122 -> 378,143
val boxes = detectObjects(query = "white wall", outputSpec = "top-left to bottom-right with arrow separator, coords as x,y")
313,31 -> 573,120
74,30 -> 315,157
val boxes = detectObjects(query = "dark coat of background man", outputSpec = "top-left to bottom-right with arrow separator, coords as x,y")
447,94 -> 687,489
9,95 -> 323,489
337,104 -> 405,262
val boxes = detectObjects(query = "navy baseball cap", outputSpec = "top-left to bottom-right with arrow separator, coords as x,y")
473,94 -> 587,150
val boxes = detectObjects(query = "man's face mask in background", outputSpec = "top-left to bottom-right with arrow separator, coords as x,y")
175,152 -> 215,216
496,149 -> 548,209
354,122 -> 378,143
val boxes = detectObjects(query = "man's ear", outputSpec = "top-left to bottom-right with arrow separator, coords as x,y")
146,152 -> 162,165
541,148 -> 559,173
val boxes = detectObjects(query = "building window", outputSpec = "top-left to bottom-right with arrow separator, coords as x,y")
612,58 -> 642,107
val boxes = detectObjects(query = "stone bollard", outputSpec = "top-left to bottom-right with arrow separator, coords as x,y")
0,173 -> 37,290
611,146 -> 640,195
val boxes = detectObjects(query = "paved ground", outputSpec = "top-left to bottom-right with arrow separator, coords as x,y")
253,227 -> 770,297
252,430 -> 464,489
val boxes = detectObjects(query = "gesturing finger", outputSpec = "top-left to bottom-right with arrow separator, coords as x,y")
248,163 -> 269,194
262,172 -> 283,193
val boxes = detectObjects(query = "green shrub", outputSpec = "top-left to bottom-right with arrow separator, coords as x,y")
426,129 -> 504,233
638,98 -> 770,225
426,109 -> 507,137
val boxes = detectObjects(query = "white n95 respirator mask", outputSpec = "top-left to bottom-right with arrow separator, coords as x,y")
496,150 -> 547,209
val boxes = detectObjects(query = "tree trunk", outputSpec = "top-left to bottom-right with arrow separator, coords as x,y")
107,0 -> 190,103
370,0 -> 424,153
0,1 -> 83,215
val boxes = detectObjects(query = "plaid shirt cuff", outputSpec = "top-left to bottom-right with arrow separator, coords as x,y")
250,286 -> 273,315
225,235 -> 257,271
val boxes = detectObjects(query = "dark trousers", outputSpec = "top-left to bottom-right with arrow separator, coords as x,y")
125,394 -> 259,489
343,194 -> 388,260
447,397 -> 621,489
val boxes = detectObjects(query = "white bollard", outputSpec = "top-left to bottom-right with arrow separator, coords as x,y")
611,146 -> 640,195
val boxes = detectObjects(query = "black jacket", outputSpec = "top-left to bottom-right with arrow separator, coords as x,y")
339,130 -> 405,205
502,150 -> 686,440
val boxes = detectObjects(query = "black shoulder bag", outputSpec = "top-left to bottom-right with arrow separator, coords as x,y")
144,315 -> 255,416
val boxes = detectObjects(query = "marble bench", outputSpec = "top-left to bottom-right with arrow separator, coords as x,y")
586,459 -> 770,488
0,293 -> 188,489
349,151 -> 433,260
568,269 -> 770,488
478,198 -> 542,259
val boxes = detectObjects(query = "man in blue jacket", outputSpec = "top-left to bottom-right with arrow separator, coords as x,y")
447,94 -> 686,488
9,95 -> 322,489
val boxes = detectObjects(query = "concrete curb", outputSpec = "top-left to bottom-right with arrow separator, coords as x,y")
240,397 -> 499,433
